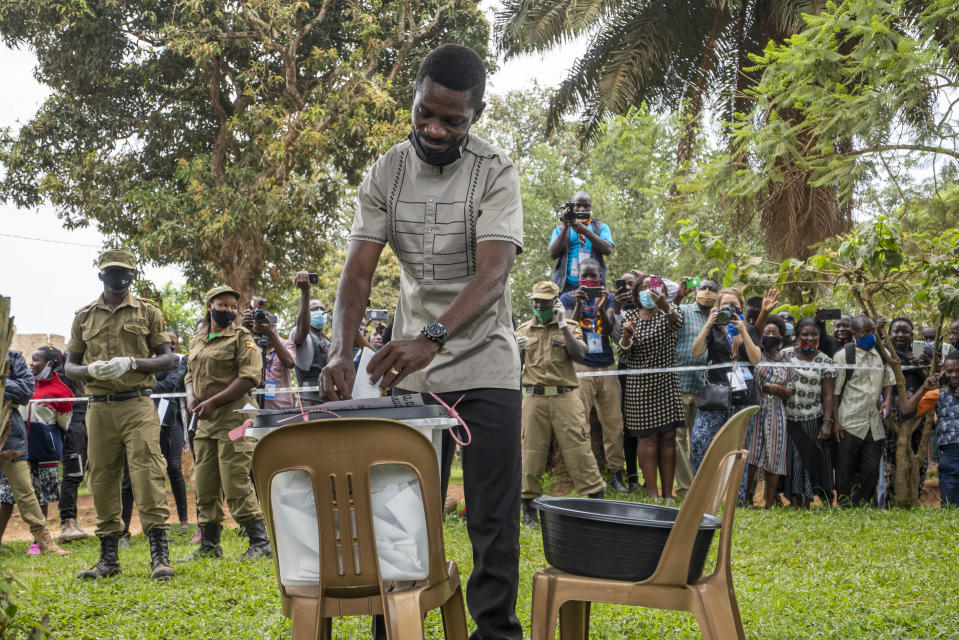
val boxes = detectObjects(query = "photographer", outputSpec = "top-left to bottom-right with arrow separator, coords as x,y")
291,271 -> 330,404
242,307 -> 295,410
548,191 -> 613,294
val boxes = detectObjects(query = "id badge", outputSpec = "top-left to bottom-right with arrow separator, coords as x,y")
728,367 -> 748,392
264,380 -> 277,400
586,332 -> 603,354
739,365 -> 754,381
570,255 -> 580,279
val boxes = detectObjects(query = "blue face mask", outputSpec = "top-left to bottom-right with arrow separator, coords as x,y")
856,333 -> 877,350
310,311 -> 327,329
638,290 -> 657,309
784,322 -> 795,336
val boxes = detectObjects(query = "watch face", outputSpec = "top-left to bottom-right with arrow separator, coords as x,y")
425,322 -> 446,340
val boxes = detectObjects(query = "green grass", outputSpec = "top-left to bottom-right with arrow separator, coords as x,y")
3,506 -> 958,639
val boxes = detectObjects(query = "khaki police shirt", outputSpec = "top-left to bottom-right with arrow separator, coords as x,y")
515,318 -> 583,388
67,293 -> 170,395
350,134 -> 524,393
184,324 -> 263,402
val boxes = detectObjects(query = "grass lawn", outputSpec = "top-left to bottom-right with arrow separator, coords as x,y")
3,501 -> 958,639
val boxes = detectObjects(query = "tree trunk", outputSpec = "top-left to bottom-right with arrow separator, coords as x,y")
0,296 -> 16,468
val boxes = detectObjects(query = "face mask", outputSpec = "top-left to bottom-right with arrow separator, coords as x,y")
408,128 -> 465,167
580,279 -> 602,289
638,290 -> 657,309
799,339 -> 818,354
101,269 -> 134,291
36,364 -> 52,380
762,336 -> 783,351
696,291 -> 718,307
210,308 -> 235,328
310,311 -> 327,329
856,333 -> 877,350
533,307 -> 554,324
784,322 -> 795,336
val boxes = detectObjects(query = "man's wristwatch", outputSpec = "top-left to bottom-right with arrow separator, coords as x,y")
421,321 -> 448,346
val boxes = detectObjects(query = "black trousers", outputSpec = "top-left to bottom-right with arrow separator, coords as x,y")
122,423 -> 189,529
374,388 -> 523,640
836,430 -> 885,507
58,420 -> 88,522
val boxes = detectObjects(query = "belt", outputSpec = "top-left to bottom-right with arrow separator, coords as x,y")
524,385 -> 575,396
89,390 -> 151,403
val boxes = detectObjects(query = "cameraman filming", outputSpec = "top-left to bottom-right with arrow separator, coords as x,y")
548,191 -> 614,294
242,303 -> 295,410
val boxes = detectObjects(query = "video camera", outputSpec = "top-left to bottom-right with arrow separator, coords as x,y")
560,201 -> 576,223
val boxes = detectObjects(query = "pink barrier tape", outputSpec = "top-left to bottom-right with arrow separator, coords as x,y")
429,392 -> 472,447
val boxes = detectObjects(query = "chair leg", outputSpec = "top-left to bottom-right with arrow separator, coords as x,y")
290,598 -> 327,640
385,591 -> 425,640
530,571 -> 562,640
440,582 -> 469,640
689,580 -> 745,640
558,601 -> 590,640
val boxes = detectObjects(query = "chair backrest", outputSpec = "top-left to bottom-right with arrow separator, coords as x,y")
251,418 -> 448,602
644,406 -> 758,587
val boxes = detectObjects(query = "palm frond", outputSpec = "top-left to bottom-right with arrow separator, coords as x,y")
496,0 -> 630,57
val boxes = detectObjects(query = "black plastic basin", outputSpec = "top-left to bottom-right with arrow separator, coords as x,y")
533,496 -> 721,583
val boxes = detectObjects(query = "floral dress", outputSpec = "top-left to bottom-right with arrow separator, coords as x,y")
747,352 -> 791,475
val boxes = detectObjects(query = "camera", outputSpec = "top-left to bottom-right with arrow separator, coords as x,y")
815,308 -> 842,321
715,304 -> 740,325
308,272 -> 318,284
253,333 -> 271,349
368,309 -> 389,322
561,202 -> 576,223
253,308 -> 270,324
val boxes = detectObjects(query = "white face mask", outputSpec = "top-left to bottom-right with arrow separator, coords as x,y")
36,364 -> 52,380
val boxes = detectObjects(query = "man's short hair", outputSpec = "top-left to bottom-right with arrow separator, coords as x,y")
745,296 -> 763,309
579,258 -> 601,276
851,315 -> 874,332
415,44 -> 486,109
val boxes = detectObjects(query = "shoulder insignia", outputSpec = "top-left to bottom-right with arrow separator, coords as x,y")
245,340 -> 259,351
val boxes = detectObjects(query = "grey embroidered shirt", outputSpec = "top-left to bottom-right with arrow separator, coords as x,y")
350,135 -> 524,393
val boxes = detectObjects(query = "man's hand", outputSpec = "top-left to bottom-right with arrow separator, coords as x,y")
613,287 -> 631,312
320,353 -> 358,401
97,357 -> 133,380
294,271 -> 311,292
762,288 -> 780,314
241,309 -> 255,330
676,277 -> 695,302
818,421 -> 832,441
367,336 -> 442,393
252,318 -> 274,336
921,373 -> 942,392
86,361 -> 110,380
597,288 -> 609,310
570,220 -> 588,235
553,300 -> 567,325
193,399 -> 217,420
833,421 -> 844,442
516,335 -> 529,351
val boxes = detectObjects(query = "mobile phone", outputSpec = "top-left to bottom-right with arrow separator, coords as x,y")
649,275 -> 663,291
308,272 -> 318,284
614,278 -> 627,291
584,287 -> 602,301
686,276 -> 701,287
815,308 -> 842,321
369,309 -> 389,322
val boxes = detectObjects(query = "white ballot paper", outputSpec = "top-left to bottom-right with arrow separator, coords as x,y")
351,348 -> 382,399
156,398 -> 169,422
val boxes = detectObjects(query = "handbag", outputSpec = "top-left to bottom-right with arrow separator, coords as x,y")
698,381 -> 731,411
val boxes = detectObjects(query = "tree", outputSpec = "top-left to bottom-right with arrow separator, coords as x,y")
0,0 -> 488,305
495,0 -> 852,261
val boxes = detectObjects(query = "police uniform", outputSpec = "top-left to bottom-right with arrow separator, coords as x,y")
68,249 -> 173,580
183,285 -> 271,559
516,282 -> 605,513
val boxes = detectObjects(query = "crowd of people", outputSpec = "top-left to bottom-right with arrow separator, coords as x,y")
2,41 -> 957,640
513,195 -> 959,526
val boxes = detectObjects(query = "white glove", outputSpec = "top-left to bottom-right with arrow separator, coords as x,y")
97,356 -> 134,380
552,300 -> 567,325
87,361 -> 111,380
516,335 -> 529,351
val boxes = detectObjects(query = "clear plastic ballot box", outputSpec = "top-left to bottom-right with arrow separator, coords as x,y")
243,399 -> 459,586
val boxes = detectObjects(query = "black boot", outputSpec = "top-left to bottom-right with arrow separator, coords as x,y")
240,518 -> 273,559
78,535 -> 122,579
148,528 -> 175,580
610,470 -> 629,493
587,490 -> 605,499
521,499 -> 539,529
627,474 -> 641,493
177,523 -> 223,562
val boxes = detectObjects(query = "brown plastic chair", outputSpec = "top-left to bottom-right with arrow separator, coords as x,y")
251,417 -> 468,640
529,406 -> 759,640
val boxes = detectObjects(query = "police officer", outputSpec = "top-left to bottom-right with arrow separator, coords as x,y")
64,249 -> 174,580
514,281 -> 606,528
182,285 -> 271,560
